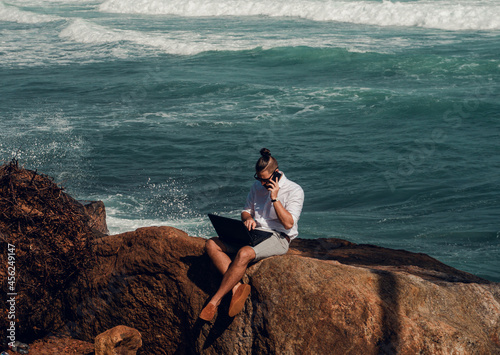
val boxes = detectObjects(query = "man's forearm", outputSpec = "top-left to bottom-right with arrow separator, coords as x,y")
273,200 -> 294,230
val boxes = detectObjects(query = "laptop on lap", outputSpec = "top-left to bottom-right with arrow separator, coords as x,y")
208,214 -> 273,247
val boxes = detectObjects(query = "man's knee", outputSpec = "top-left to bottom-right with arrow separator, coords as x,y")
235,246 -> 256,264
205,237 -> 224,255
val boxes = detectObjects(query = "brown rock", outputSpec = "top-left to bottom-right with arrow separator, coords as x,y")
0,162 -> 106,343
63,227 -> 209,352
61,226 -> 500,354
94,325 -> 142,355
80,200 -> 109,235
0,160 -> 97,341
287,237 -> 487,283
25,335 -> 94,355
2,164 -> 499,354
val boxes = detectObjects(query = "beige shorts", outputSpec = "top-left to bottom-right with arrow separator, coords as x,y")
221,230 -> 290,262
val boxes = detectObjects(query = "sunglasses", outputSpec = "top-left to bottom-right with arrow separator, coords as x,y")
254,169 -> 278,182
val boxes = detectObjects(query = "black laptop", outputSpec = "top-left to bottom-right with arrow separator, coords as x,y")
208,214 -> 273,247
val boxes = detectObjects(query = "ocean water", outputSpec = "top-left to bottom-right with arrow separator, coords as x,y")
1,0 -> 499,282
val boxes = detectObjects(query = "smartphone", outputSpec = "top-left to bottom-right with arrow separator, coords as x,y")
265,171 -> 282,189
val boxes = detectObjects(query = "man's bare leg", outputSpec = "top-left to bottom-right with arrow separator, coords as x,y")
204,239 -> 255,306
205,238 -> 233,275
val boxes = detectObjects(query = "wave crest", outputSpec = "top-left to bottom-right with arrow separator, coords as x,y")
99,0 -> 500,31
0,1 -> 60,23
60,19 -> 366,56
59,19 -> 244,55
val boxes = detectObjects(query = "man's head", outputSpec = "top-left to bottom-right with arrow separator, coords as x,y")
254,148 -> 279,186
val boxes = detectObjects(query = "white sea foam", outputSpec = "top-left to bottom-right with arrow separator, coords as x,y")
105,213 -> 212,236
59,19 -> 304,55
0,1 -> 61,23
59,19 -> 249,55
12,0 -> 98,4
104,202 -> 214,236
59,18 -> 409,56
99,0 -> 500,31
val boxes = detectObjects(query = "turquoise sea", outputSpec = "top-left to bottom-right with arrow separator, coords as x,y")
1,0 -> 499,282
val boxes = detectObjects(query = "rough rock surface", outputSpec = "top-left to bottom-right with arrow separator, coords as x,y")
0,161 -> 103,341
4,335 -> 94,355
2,164 -> 499,354
80,200 -> 109,235
62,226 -> 500,355
95,325 -> 142,355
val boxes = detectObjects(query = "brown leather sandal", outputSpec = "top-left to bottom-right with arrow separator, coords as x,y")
199,303 -> 217,321
228,284 -> 251,317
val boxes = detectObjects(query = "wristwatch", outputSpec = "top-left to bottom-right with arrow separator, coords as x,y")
271,198 -> 278,203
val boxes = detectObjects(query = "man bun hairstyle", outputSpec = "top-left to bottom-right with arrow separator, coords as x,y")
256,148 -> 278,173
260,148 -> 271,158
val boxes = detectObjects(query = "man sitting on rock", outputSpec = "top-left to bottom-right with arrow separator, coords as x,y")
199,148 -> 305,321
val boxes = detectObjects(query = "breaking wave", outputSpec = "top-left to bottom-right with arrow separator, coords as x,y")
99,0 -> 500,31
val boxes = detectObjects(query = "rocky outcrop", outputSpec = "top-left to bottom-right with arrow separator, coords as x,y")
80,200 -> 109,235
60,226 -> 500,354
20,335 -> 94,355
1,163 -> 499,354
94,326 -> 142,355
0,160 -> 103,342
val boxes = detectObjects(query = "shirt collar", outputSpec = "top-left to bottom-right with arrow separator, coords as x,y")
278,170 -> 287,187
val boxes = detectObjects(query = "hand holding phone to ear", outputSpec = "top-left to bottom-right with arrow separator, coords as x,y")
266,172 -> 281,201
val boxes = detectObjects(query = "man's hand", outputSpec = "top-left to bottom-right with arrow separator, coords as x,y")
244,218 -> 256,231
266,178 -> 280,200
242,211 -> 256,230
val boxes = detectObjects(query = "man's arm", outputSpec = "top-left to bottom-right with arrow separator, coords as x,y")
271,200 -> 294,230
267,179 -> 294,230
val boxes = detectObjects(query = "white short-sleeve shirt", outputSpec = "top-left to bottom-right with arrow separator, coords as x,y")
242,172 -> 304,239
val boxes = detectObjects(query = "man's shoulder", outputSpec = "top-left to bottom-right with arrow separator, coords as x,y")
283,176 -> 303,194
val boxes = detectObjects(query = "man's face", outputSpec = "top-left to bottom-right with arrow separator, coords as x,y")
256,168 -> 276,186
